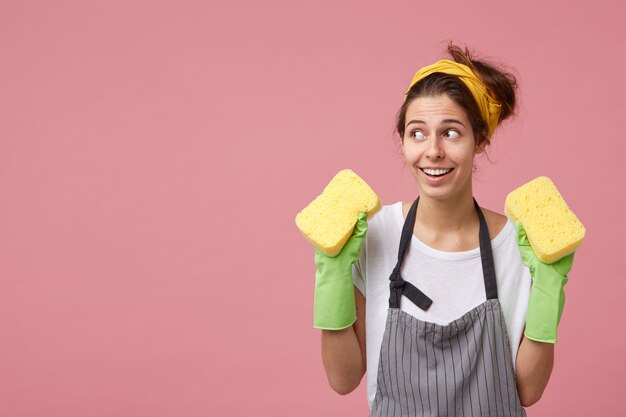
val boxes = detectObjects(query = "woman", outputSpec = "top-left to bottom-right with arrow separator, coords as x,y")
313,44 -> 575,416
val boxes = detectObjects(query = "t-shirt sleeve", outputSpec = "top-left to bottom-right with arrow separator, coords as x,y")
508,269 -> 531,371
496,221 -> 532,370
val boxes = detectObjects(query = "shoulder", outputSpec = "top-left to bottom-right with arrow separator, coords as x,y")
370,202 -> 402,226
365,203 -> 403,243
401,202 -> 409,218
480,207 -> 509,240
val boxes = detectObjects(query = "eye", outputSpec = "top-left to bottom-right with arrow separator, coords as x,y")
443,129 -> 460,139
409,130 -> 426,140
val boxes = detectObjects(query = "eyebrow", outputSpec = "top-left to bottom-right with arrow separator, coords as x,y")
406,118 -> 466,127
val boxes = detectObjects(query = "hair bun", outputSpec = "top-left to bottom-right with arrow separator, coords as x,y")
446,43 -> 517,124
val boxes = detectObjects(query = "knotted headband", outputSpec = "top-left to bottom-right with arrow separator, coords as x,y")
405,59 -> 502,139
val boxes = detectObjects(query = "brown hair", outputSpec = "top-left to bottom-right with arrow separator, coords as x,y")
396,43 -> 518,151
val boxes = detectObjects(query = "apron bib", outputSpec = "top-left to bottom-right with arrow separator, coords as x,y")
370,197 -> 526,417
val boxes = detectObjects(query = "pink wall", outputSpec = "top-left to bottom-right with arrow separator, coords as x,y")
1,1 -> 623,416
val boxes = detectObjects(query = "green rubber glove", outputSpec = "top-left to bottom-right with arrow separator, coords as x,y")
313,212 -> 368,330
515,220 -> 575,343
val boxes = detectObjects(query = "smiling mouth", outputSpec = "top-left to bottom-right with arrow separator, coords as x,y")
420,168 -> 454,177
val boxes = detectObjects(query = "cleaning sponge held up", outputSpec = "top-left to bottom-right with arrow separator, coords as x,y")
295,169 -> 382,257
504,176 -> 585,264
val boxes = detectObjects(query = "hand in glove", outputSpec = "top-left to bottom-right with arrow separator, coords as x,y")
313,212 -> 368,330
515,220 -> 575,343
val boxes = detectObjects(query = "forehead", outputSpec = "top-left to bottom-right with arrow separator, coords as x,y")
405,94 -> 470,124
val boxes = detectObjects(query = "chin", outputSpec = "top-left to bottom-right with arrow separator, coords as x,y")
415,181 -> 462,201
418,190 -> 452,201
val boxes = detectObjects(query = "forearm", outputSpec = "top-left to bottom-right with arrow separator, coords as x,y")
515,334 -> 554,407
321,326 -> 365,395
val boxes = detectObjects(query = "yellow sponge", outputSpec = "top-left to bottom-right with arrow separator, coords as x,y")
296,169 -> 382,257
504,176 -> 585,263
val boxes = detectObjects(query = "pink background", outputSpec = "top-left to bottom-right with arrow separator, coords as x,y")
1,1 -> 623,416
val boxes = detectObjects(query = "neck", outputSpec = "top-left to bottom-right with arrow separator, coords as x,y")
415,188 -> 478,234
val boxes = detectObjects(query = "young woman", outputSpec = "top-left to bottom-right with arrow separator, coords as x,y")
312,44 -> 575,416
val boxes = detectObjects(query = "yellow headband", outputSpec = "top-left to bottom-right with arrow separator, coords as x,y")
405,59 -> 502,139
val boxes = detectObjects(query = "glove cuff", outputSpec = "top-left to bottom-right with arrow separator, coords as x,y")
524,276 -> 567,344
313,266 -> 356,330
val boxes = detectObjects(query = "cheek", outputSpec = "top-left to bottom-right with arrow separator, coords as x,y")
401,143 -> 421,161
401,144 -> 410,161
452,146 -> 476,167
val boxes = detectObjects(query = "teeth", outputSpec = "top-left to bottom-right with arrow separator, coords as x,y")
423,168 -> 451,176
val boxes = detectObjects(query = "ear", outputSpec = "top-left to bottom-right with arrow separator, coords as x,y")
474,138 -> 487,155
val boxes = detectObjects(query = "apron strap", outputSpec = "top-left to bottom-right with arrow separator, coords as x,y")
388,196 -> 498,310
475,198 -> 498,300
389,197 -> 433,310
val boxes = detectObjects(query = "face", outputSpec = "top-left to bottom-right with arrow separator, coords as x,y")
401,94 -> 483,201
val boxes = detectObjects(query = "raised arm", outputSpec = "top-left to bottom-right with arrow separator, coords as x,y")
513,221 -> 576,406
313,214 -> 368,394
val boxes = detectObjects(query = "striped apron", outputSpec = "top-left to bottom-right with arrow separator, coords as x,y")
370,197 -> 526,417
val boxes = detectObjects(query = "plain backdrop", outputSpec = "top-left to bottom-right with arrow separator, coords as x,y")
1,1 -> 624,416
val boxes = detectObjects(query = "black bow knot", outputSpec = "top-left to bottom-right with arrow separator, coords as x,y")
390,274 -> 405,290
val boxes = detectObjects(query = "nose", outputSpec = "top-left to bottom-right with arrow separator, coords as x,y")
426,137 -> 444,160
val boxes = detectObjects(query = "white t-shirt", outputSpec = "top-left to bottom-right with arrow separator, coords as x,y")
352,202 -> 532,410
